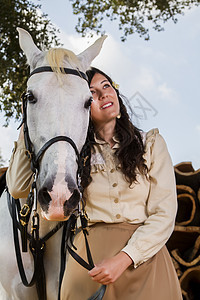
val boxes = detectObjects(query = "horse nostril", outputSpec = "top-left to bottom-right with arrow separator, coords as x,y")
64,189 -> 80,216
38,187 -> 52,206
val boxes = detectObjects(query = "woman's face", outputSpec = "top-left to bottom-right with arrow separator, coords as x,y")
89,73 -> 120,129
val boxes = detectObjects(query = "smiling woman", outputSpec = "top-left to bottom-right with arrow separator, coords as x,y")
60,67 -> 183,300
89,72 -> 120,142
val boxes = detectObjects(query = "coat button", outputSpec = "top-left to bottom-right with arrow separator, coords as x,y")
114,198 -> 119,203
110,168 -> 115,173
112,183 -> 118,187
116,214 -> 121,219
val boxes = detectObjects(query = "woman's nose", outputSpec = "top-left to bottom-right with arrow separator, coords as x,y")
98,91 -> 106,101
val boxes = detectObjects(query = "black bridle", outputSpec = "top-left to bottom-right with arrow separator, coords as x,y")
29,66 -> 88,81
10,66 -> 106,300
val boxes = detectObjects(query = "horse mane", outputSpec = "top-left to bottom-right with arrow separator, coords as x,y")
46,48 -> 81,75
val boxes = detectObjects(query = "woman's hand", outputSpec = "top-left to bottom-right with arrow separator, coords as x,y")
88,252 -> 133,285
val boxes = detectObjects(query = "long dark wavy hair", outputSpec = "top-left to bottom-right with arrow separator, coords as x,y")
80,67 -> 148,189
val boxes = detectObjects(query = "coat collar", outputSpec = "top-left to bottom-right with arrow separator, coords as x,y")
94,133 -> 120,149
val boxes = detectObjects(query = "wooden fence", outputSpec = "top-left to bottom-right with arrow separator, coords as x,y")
167,162 -> 200,300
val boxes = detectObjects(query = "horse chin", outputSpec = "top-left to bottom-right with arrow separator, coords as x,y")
41,210 -> 70,221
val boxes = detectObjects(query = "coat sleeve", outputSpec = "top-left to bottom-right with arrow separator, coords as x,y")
121,130 -> 177,268
6,139 -> 34,199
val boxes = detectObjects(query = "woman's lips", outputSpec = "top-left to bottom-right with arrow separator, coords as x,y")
100,102 -> 113,109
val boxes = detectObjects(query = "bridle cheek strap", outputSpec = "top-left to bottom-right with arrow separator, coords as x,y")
19,92 -> 81,176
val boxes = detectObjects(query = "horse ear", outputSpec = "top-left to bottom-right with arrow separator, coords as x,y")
17,27 -> 41,66
77,35 -> 107,71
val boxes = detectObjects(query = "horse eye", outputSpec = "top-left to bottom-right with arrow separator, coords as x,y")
26,91 -> 37,104
84,97 -> 93,109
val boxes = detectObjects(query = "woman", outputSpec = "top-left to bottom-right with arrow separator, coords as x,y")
6,67 -> 182,300
60,68 -> 182,300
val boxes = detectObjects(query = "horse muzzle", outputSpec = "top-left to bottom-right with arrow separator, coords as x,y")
38,186 -> 80,221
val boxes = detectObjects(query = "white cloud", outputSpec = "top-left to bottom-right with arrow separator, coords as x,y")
126,66 -> 179,105
157,83 -> 179,104
58,30 -> 97,53
134,66 -> 159,91
49,29 -> 123,73
196,125 -> 200,133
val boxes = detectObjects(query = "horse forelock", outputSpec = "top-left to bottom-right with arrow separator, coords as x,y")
46,48 -> 81,75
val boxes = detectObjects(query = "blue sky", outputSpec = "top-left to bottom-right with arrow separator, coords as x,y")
0,0 -> 199,169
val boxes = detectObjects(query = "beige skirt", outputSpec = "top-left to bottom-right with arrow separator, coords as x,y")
61,222 -> 182,300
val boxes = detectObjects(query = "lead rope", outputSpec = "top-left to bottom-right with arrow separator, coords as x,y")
57,175 -> 106,300
58,199 -> 106,299
58,212 -> 106,300
77,175 -> 106,300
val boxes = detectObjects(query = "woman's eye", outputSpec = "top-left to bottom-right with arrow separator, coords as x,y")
26,91 -> 37,104
103,84 -> 110,89
84,97 -> 93,109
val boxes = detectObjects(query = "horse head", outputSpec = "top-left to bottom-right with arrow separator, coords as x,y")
17,28 -> 106,221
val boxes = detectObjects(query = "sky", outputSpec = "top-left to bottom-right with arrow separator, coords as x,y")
0,0 -> 200,169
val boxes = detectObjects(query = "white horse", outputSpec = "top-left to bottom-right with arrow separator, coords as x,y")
0,28 -> 106,300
